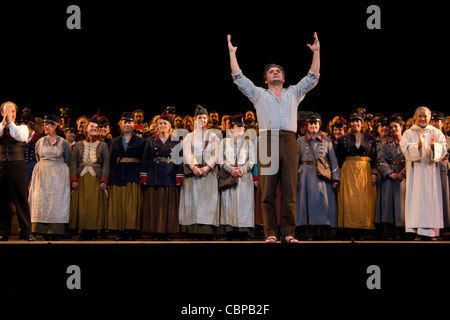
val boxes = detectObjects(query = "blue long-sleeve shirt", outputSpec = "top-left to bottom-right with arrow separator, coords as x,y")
232,70 -> 320,132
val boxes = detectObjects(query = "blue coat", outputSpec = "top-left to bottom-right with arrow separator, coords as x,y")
109,134 -> 145,186
140,135 -> 183,187
296,133 -> 340,227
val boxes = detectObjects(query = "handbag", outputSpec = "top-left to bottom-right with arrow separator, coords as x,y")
306,140 -> 332,181
183,164 -> 196,178
217,167 -> 239,191
183,135 -> 211,178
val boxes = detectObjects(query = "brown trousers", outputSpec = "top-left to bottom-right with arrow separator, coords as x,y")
258,130 -> 299,238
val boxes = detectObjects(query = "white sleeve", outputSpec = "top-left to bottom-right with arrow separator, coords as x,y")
7,123 -> 29,142
432,130 -> 447,162
182,133 -> 197,169
400,130 -> 421,162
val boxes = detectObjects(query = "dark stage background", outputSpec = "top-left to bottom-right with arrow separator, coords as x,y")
0,1 -> 447,128
1,1 -> 450,313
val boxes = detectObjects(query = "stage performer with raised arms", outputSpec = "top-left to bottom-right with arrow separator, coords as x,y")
227,32 -> 320,243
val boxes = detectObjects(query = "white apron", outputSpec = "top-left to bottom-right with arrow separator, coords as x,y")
29,138 -> 71,223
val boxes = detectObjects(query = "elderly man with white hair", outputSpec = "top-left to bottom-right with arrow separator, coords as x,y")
400,106 -> 447,240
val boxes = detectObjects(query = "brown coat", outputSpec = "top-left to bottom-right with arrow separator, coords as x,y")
70,138 -> 110,184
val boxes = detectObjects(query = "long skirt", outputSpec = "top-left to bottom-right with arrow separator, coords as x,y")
220,173 -> 254,228
29,160 -> 70,224
374,178 -> 405,226
337,156 -> 377,229
32,223 -> 66,235
178,170 -> 219,230
69,173 -> 107,230
142,186 -> 180,233
107,182 -> 143,231
439,161 -> 450,228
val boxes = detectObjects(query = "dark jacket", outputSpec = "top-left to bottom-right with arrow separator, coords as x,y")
140,135 -> 183,187
335,133 -> 377,170
109,134 -> 145,186
25,132 -> 43,164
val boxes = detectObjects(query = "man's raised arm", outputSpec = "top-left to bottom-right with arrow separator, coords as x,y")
307,32 -> 320,75
227,34 -> 241,75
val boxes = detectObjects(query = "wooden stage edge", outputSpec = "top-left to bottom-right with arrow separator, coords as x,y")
2,239 -> 450,244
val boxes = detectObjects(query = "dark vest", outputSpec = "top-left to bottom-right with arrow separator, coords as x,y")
25,132 -> 42,164
0,126 -> 26,161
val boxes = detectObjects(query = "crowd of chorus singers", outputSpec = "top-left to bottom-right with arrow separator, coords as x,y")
1,101 -> 449,242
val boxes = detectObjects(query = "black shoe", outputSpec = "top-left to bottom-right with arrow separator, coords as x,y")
26,234 -> 36,241
0,234 -> 9,241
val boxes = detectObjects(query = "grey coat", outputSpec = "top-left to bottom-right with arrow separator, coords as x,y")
296,133 -> 340,227
440,135 -> 450,227
374,140 -> 405,226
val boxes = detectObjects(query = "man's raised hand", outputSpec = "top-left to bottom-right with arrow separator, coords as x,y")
307,32 -> 320,52
227,34 -> 237,53
227,34 -> 241,74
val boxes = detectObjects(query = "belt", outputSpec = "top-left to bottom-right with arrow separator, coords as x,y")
151,157 -> 173,163
117,157 -> 141,164
387,160 -> 405,165
80,162 -> 101,167
300,160 -> 315,165
442,157 -> 449,162
346,156 -> 371,162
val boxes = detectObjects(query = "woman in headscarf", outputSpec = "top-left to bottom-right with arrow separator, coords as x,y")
178,105 -> 220,240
